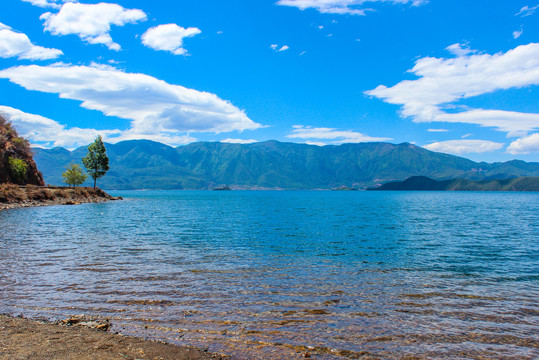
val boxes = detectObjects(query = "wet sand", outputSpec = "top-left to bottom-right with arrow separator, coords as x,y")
0,315 -> 225,360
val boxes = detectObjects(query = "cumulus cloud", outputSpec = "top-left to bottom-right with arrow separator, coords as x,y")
142,24 -> 201,55
507,133 -> 539,154
40,2 -> 147,51
515,5 -> 539,17
424,140 -> 504,155
0,64 -> 262,143
21,0 -> 70,9
0,22 -> 63,60
276,0 -> 428,16
365,43 -> 539,136
0,105 -> 121,149
446,43 -> 475,56
287,125 -> 392,145
221,138 -> 258,144
0,105 -> 199,148
513,28 -> 523,39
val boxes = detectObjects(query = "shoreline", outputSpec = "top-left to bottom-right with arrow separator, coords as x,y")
0,185 -> 121,211
0,314 -> 225,360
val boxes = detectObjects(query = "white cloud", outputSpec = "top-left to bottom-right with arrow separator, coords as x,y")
365,43 -> 539,136
446,43 -> 475,56
424,140 -> 504,155
0,22 -> 63,60
271,44 -> 289,52
427,128 -> 448,132
513,28 -> 523,39
0,105 -> 198,148
142,24 -> 201,56
221,138 -> 258,144
0,105 -> 121,149
276,0 -> 428,16
462,133 -> 472,138
507,133 -> 539,154
21,0 -> 70,9
0,64 -> 262,143
40,2 -> 147,51
287,125 -> 392,145
516,5 -> 539,17
305,141 -> 327,146
434,110 -> 539,137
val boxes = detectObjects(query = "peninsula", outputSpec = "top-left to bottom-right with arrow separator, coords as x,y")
0,115 -> 119,210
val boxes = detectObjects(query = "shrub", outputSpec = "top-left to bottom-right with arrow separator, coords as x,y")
27,184 -> 52,201
74,187 -> 90,198
53,189 -> 67,198
0,183 -> 25,202
12,137 -> 31,156
8,157 -> 28,183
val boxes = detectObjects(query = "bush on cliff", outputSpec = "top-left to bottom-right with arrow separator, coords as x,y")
8,157 -> 28,184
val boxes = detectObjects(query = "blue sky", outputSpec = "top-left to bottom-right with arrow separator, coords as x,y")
0,0 -> 538,162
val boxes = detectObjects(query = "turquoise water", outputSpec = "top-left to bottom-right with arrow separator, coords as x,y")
0,191 -> 538,359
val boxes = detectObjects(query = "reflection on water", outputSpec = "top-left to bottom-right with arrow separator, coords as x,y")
0,191 -> 538,359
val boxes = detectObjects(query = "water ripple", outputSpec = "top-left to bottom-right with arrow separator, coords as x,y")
0,190 -> 538,359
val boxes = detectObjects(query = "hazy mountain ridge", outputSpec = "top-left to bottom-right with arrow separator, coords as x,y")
370,176 -> 539,191
33,140 -> 539,190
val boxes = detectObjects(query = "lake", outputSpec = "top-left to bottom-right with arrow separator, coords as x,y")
0,191 -> 538,359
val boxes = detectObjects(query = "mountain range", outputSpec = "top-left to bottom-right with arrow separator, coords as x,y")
32,140 -> 539,190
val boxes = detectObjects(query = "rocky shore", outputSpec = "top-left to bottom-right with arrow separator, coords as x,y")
0,315 -> 224,360
0,184 -> 121,211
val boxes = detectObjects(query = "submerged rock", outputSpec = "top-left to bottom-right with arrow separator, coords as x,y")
59,315 -> 111,331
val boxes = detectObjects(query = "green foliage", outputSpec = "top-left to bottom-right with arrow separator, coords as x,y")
8,157 -> 28,183
82,135 -> 110,188
62,163 -> 87,187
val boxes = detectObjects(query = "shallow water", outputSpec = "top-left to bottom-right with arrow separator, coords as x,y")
0,190 -> 538,359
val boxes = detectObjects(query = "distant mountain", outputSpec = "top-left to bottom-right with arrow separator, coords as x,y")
369,176 -> 539,191
33,140 -> 539,190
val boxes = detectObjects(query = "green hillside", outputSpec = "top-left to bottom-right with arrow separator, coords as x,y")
33,140 -> 539,190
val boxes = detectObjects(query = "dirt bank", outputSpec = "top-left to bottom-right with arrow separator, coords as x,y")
0,184 -> 121,211
0,315 -> 225,360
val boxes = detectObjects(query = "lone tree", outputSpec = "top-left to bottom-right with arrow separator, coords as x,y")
62,163 -> 87,187
82,135 -> 109,189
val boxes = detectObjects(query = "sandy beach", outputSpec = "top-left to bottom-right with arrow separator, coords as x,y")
0,315 -> 225,360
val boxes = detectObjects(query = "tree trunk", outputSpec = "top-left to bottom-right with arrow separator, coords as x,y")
94,177 -> 96,189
